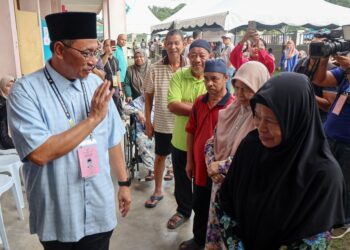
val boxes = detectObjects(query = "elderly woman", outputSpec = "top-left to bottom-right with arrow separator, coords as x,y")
217,73 -> 344,249
124,49 -> 151,103
0,76 -> 15,149
204,61 -> 270,250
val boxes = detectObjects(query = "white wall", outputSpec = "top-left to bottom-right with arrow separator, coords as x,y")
0,0 -> 21,78
108,0 -> 126,39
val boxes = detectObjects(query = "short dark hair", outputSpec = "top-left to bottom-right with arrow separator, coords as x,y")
193,30 -> 202,39
165,29 -> 184,41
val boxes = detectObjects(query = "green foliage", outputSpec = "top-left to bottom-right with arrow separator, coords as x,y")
149,3 -> 186,21
325,0 -> 350,8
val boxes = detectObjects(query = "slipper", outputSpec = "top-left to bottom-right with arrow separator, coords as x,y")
145,195 -> 163,208
331,227 -> 350,239
167,212 -> 188,229
145,171 -> 154,181
179,238 -> 204,250
164,169 -> 173,181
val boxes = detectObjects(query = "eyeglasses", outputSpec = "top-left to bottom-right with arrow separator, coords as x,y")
61,41 -> 100,60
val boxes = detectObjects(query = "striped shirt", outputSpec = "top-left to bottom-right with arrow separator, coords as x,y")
144,57 -> 188,134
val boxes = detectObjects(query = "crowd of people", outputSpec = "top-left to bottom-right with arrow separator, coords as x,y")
1,11 -> 350,250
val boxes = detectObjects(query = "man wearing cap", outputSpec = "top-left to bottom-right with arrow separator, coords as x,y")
167,39 -> 210,232
221,33 -> 235,92
7,12 -> 131,250
184,30 -> 203,59
183,59 -> 234,250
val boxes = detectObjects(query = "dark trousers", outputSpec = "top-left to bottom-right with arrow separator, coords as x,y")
172,146 -> 192,218
193,181 -> 212,247
328,138 -> 350,224
112,89 -> 123,117
40,230 -> 113,250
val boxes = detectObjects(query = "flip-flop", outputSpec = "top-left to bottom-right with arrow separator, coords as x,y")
167,212 -> 188,229
145,173 -> 154,181
144,195 -> 163,208
163,170 -> 173,181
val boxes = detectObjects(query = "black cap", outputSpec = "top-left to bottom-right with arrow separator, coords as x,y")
45,12 -> 97,41
189,39 -> 211,53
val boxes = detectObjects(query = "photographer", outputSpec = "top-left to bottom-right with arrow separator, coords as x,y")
313,53 -> 350,238
294,38 -> 337,122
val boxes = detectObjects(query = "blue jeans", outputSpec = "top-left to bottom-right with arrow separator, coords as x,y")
328,138 -> 350,224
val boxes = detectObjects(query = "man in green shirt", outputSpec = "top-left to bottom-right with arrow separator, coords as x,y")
113,34 -> 127,90
167,40 -> 211,241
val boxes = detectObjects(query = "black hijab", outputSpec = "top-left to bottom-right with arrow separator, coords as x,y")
219,72 -> 344,250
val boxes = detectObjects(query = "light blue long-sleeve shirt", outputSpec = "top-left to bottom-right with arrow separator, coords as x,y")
7,61 -> 125,242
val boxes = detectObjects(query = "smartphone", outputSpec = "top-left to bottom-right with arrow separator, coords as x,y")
110,40 -> 116,47
248,21 -> 257,31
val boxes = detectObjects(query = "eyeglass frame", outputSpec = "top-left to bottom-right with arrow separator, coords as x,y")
60,41 -> 100,60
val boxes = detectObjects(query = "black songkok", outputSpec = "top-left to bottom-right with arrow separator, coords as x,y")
45,12 -> 97,41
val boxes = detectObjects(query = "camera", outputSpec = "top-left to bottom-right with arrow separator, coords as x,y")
309,27 -> 350,58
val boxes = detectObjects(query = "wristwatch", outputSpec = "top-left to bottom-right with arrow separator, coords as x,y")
118,179 -> 131,187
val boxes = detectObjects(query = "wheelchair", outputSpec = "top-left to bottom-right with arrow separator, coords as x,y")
123,113 -> 140,180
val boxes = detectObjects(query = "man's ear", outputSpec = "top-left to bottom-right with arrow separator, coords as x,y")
54,41 -> 65,59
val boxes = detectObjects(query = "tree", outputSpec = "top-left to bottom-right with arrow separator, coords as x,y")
325,0 -> 350,8
149,3 -> 186,21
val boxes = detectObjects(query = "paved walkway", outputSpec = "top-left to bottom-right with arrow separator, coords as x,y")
2,168 -> 193,250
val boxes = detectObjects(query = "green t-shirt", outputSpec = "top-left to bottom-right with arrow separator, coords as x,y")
167,68 -> 207,151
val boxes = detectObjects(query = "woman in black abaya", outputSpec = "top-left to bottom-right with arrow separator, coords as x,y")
217,72 -> 344,249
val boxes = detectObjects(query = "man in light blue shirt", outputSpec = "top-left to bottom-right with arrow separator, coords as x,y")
7,12 -> 131,250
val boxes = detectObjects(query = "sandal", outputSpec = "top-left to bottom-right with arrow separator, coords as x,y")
145,171 -> 154,181
167,212 -> 188,229
179,238 -> 204,250
164,169 -> 174,181
145,195 -> 163,208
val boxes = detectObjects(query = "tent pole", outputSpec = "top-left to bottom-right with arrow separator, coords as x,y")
234,28 -> 237,45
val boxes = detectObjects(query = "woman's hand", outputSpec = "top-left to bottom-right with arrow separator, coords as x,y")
240,29 -> 259,45
211,173 -> 224,184
207,161 -> 220,177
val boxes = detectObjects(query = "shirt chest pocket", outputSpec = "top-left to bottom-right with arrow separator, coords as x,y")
93,119 -> 108,138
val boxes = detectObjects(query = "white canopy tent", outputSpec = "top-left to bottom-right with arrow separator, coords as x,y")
151,0 -> 350,33
126,0 -> 193,34
126,1 -> 160,34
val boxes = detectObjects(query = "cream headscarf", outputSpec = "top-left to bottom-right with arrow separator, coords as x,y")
214,61 -> 270,160
0,76 -> 15,99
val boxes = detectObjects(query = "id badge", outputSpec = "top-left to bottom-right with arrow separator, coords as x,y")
112,75 -> 118,87
77,137 -> 100,178
332,94 -> 347,115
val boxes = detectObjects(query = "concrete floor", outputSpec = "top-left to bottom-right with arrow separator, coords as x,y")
1,169 -> 194,250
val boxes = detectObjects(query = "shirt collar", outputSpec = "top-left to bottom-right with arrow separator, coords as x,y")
45,61 -> 82,93
201,90 -> 232,106
185,68 -> 204,82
